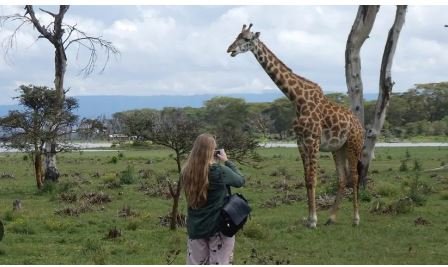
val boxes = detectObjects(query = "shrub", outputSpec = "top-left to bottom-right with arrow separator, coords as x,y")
399,160 -> 408,172
120,165 -> 136,185
360,189 -> 373,202
126,221 -> 139,231
408,175 -> 430,206
405,149 -> 411,159
110,156 -> 118,164
413,159 -> 422,171
390,197 -> 414,214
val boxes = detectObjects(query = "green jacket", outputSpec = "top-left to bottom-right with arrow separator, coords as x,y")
186,160 -> 245,239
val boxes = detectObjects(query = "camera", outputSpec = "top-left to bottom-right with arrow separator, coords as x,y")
214,149 -> 222,157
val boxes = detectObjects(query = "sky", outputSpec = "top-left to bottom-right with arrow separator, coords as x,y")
0,4 -> 447,105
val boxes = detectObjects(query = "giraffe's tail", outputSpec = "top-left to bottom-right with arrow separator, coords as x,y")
357,160 -> 368,188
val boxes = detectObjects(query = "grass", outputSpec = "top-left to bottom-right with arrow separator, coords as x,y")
0,147 -> 447,264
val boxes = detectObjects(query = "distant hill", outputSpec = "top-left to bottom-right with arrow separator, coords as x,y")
0,92 -> 378,119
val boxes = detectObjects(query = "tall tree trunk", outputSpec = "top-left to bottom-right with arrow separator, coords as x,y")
345,5 -> 380,126
168,177 -> 182,230
359,6 -> 407,185
169,152 -> 183,230
45,26 -> 68,183
34,151 -> 44,189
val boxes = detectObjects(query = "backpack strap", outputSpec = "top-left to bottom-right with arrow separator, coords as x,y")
217,163 -> 232,196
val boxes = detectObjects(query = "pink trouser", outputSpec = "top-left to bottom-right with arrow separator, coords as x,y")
186,232 -> 235,265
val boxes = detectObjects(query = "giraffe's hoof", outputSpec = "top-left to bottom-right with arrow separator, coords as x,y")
306,221 -> 317,229
324,219 -> 335,226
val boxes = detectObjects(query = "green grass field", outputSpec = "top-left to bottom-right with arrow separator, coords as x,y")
0,146 -> 447,264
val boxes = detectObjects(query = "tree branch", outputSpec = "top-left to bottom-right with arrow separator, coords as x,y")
24,5 -> 54,42
63,23 -> 119,76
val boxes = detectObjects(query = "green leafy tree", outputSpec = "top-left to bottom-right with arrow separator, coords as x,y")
0,85 -> 78,189
204,97 -> 248,130
112,109 -> 158,140
145,108 -> 201,230
263,97 -> 295,140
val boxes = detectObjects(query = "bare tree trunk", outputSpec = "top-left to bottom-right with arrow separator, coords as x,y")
34,151 -> 44,189
345,5 -> 380,126
359,6 -> 407,185
168,152 -> 183,230
168,178 -> 182,230
45,43 -> 67,182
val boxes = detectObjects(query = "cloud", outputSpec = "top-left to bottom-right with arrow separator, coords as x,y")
0,5 -> 447,105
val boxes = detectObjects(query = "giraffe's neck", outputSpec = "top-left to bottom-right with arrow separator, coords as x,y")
251,40 -> 317,101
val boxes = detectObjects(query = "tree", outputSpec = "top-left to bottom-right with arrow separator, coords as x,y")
345,5 -> 380,126
0,85 -> 78,189
263,98 -> 295,140
77,117 -> 106,141
246,102 -> 273,141
1,5 -> 118,182
325,92 -> 350,108
346,5 -> 407,186
204,97 -> 249,130
112,109 -> 159,140
144,108 -> 201,230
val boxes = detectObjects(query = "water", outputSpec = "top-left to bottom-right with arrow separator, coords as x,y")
1,142 -> 447,153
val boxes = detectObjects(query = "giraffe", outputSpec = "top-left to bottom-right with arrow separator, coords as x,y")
227,24 -> 364,228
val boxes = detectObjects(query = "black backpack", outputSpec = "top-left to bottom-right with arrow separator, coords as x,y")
220,186 -> 251,237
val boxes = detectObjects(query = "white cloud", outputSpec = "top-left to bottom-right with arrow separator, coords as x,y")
1,5 -> 448,105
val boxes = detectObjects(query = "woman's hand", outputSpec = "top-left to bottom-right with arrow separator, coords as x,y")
216,148 -> 228,161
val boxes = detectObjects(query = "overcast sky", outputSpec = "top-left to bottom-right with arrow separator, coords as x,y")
0,5 -> 447,105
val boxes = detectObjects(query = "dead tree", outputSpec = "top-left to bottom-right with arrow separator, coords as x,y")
345,5 -> 380,126
1,6 -> 119,182
346,5 -> 407,186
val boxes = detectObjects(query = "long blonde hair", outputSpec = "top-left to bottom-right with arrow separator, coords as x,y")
182,134 -> 216,208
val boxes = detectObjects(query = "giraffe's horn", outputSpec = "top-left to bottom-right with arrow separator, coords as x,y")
248,23 -> 253,31
242,24 -> 247,31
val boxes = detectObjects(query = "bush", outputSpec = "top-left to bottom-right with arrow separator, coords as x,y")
399,160 -> 409,172
413,159 -> 422,171
126,221 -> 139,231
120,165 -> 136,185
408,175 -> 429,206
110,156 -> 118,164
391,197 -> 414,214
360,189 -> 373,202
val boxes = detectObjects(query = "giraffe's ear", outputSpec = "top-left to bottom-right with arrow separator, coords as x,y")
254,32 -> 261,39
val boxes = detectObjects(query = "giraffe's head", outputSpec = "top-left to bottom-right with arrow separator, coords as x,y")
227,23 -> 260,57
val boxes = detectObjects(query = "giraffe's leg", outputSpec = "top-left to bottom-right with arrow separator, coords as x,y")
347,139 -> 362,226
303,140 -> 319,228
325,149 -> 347,225
297,144 -> 311,224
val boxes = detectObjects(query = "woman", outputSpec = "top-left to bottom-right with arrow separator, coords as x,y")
182,133 -> 245,265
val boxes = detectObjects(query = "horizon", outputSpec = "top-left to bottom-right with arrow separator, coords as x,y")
1,5 -> 447,105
